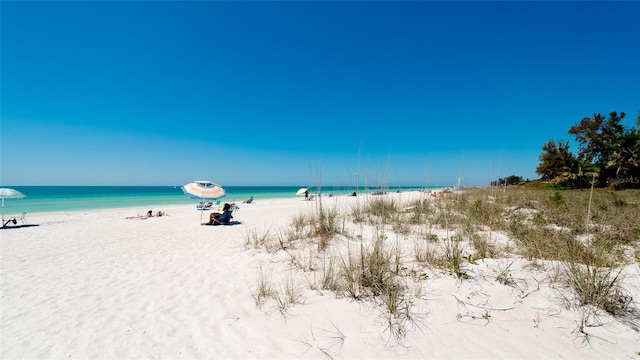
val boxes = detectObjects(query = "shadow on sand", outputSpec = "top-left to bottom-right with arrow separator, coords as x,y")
201,221 -> 242,226
1,224 -> 40,230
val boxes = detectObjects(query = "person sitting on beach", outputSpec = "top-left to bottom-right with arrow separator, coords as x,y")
145,210 -> 165,218
208,203 -> 232,224
243,196 -> 253,204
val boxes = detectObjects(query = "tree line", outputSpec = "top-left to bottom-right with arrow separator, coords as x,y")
490,175 -> 524,187
535,111 -> 640,189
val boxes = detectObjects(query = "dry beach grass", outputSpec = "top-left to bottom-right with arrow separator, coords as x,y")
1,188 -> 639,358
245,187 -> 640,357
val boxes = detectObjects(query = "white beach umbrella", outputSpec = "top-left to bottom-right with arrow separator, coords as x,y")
0,188 -> 26,222
295,188 -> 308,196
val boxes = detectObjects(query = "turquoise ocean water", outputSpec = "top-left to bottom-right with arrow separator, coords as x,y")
1,185 -> 439,215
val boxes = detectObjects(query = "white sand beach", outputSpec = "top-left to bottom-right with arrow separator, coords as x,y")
1,192 -> 638,359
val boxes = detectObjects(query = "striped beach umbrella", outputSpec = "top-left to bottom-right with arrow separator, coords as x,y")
181,180 -> 226,200
181,181 -> 226,223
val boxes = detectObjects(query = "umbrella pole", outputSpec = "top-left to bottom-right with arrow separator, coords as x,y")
200,196 -> 204,224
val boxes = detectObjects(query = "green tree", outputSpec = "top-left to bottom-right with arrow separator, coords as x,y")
505,175 -> 523,185
560,159 -> 600,189
537,111 -> 639,189
490,175 -> 524,186
536,139 -> 575,181
606,128 -> 640,187
567,112 -> 626,184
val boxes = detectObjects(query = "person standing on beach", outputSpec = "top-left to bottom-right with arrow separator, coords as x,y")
304,190 -> 309,201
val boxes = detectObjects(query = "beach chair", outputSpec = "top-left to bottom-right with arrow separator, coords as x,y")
196,202 -> 212,210
211,210 -> 233,225
2,218 -> 17,228
19,211 -> 28,225
209,203 -> 239,225
1,212 -> 25,228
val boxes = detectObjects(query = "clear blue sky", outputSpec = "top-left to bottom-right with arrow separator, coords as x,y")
2,1 -> 639,187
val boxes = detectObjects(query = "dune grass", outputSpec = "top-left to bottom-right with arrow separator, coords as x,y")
250,187 -> 639,341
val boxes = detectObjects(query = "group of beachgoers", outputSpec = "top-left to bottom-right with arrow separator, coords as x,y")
125,195 -> 251,224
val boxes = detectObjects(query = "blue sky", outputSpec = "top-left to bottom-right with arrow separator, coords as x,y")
1,1 -> 639,187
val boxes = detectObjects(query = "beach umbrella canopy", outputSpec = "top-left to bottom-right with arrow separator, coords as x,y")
182,181 -> 226,224
181,180 -> 226,200
0,188 -> 26,221
296,188 -> 308,196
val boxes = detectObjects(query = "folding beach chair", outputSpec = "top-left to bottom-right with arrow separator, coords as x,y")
211,210 -> 233,225
19,211 -> 28,225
